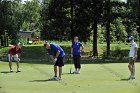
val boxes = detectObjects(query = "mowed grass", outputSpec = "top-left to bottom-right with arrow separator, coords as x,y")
0,61 -> 140,93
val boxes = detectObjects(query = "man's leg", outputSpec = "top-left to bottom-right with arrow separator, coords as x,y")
128,58 -> 134,79
54,66 -> 58,77
8,54 -> 13,72
15,54 -> 21,72
77,56 -> 81,74
128,63 -> 132,74
131,62 -> 135,79
9,61 -> 12,72
16,61 -> 20,72
73,57 -> 78,73
58,67 -> 62,78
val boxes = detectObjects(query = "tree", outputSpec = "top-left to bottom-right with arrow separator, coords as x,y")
21,0 -> 42,36
0,0 -> 21,45
41,0 -> 71,40
106,0 -> 111,57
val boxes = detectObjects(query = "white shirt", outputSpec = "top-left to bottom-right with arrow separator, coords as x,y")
129,41 -> 138,57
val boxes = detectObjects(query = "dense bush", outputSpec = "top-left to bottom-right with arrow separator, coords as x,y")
102,45 -> 129,60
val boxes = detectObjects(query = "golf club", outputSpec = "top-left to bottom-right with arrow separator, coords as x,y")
70,56 -> 73,74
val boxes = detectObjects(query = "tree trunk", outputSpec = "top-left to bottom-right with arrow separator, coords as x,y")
93,19 -> 98,56
70,0 -> 74,40
138,0 -> 140,48
106,0 -> 110,58
0,35 -> 4,46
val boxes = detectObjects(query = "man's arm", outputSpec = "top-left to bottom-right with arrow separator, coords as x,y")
50,55 -> 55,63
49,50 -> 60,63
54,50 -> 60,58
81,45 -> 84,52
134,47 -> 138,59
71,48 -> 73,57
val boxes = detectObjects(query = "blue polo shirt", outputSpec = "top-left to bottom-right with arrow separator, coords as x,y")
72,42 -> 82,56
47,43 -> 65,58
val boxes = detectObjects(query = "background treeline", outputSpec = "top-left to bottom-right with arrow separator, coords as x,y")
0,0 -> 140,57
0,0 -> 139,43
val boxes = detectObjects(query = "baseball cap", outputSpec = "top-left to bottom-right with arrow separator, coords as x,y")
129,36 -> 134,41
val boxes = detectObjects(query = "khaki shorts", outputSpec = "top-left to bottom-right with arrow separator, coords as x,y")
129,57 -> 135,65
8,54 -> 20,62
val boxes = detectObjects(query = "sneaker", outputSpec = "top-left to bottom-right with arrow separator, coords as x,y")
73,71 -> 77,74
56,77 -> 62,81
16,70 -> 21,73
49,76 -> 58,80
10,70 -> 13,73
77,71 -> 80,74
131,76 -> 135,80
129,76 -> 135,80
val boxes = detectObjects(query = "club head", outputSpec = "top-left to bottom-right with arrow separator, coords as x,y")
70,68 -> 71,74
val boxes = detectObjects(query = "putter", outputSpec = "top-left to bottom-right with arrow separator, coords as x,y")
70,58 -> 73,74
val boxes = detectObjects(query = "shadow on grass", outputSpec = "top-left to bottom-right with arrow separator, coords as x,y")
29,79 -> 58,82
1,71 -> 11,74
62,73 -> 75,75
119,78 -> 129,81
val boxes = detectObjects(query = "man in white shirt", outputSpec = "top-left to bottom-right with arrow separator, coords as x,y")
128,36 -> 138,80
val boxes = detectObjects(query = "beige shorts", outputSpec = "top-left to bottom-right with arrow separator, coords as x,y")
8,54 -> 20,62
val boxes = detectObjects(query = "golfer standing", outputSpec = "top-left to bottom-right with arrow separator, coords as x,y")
8,42 -> 21,73
128,36 -> 138,80
71,36 -> 84,74
44,41 -> 65,80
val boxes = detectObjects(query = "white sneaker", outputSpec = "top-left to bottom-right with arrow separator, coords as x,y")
131,76 -> 135,80
49,76 -> 57,80
49,77 -> 62,81
129,76 -> 135,80
77,71 -> 80,74
10,70 -> 13,73
128,75 -> 132,80
73,71 -> 77,74
56,77 -> 62,81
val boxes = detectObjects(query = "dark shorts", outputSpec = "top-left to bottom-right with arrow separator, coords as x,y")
129,57 -> 135,65
54,57 -> 64,67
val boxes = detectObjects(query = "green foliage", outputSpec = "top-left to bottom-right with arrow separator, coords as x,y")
110,45 -> 128,60
0,0 -> 41,45
21,0 -> 42,34
111,17 -> 127,42
0,0 -> 140,58
0,46 -> 9,60
19,37 -> 27,45
41,0 -> 71,40
21,46 -> 47,60
102,45 -> 129,60
124,18 -> 139,41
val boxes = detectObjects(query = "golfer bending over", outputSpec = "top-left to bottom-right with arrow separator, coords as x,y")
44,41 -> 65,80
8,42 -> 21,73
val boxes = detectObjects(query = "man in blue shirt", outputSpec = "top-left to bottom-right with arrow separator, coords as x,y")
44,41 -> 65,80
71,36 -> 84,74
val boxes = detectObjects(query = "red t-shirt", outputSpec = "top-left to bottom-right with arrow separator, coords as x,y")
9,45 -> 21,55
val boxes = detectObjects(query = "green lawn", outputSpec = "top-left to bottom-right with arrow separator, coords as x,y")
0,61 -> 140,93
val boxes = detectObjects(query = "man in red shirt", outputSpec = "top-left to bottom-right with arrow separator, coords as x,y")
8,42 -> 21,73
